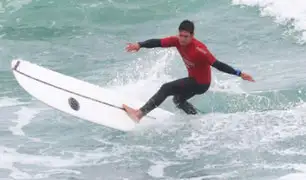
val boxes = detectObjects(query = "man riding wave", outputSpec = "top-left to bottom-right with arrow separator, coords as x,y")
123,20 -> 255,122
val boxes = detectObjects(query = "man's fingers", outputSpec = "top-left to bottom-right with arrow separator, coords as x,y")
246,76 -> 255,82
241,73 -> 255,82
126,44 -> 134,51
125,43 -> 139,52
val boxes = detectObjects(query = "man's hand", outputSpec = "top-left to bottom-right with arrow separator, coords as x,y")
125,43 -> 140,52
240,72 -> 255,82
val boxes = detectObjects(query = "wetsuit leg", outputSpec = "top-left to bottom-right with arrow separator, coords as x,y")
173,83 -> 210,114
173,93 -> 198,114
139,77 -> 193,116
139,77 -> 209,116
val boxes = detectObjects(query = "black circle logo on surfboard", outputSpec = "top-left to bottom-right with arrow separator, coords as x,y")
68,97 -> 80,111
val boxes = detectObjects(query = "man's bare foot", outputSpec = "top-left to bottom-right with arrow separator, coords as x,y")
122,104 -> 144,123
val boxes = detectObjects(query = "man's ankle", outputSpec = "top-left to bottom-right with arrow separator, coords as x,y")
136,110 -> 144,119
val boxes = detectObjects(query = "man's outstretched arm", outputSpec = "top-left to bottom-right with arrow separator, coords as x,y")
126,36 -> 178,52
211,60 -> 241,76
138,39 -> 162,48
196,46 -> 255,82
211,59 -> 255,82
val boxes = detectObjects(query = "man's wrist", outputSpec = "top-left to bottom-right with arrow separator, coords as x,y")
235,69 -> 242,76
137,42 -> 143,48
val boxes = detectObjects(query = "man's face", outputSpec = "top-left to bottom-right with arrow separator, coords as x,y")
178,30 -> 193,46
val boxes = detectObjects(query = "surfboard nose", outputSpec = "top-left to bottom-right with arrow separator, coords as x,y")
11,59 -> 21,70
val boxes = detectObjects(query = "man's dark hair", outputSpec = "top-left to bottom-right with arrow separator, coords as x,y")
178,20 -> 194,34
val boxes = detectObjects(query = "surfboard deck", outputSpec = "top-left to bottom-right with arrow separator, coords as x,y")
11,59 -> 173,132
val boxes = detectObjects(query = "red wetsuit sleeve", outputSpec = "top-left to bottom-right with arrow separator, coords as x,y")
196,46 -> 216,65
160,36 -> 179,47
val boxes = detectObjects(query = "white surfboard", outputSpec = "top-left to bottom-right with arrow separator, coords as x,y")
11,59 -> 173,132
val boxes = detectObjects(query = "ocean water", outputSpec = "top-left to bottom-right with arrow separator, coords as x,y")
1,0 -> 306,179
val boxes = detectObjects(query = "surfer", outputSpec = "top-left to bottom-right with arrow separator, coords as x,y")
123,20 -> 255,122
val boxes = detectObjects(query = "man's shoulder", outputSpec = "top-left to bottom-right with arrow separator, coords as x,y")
193,38 -> 207,47
193,39 -> 209,56
192,38 -> 216,63
160,35 -> 179,47
162,35 -> 179,40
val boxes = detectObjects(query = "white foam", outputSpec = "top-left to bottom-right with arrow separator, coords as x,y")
10,167 -> 32,180
8,106 -> 41,136
31,169 -> 81,179
0,0 -> 33,14
176,102 -> 306,159
186,172 -> 238,180
148,163 -> 168,178
278,173 -> 306,180
210,77 -> 246,94
0,146 -> 81,179
253,163 -> 306,174
109,49 -> 175,101
270,148 -> 306,156
232,0 -> 306,43
0,146 -> 77,168
147,160 -> 183,179
0,97 -> 28,108
173,105 -> 306,180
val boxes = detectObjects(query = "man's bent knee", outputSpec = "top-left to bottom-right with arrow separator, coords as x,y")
159,83 -> 173,95
172,96 -> 183,106
172,96 -> 197,114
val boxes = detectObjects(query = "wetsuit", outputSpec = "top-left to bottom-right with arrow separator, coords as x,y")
138,36 -> 241,115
